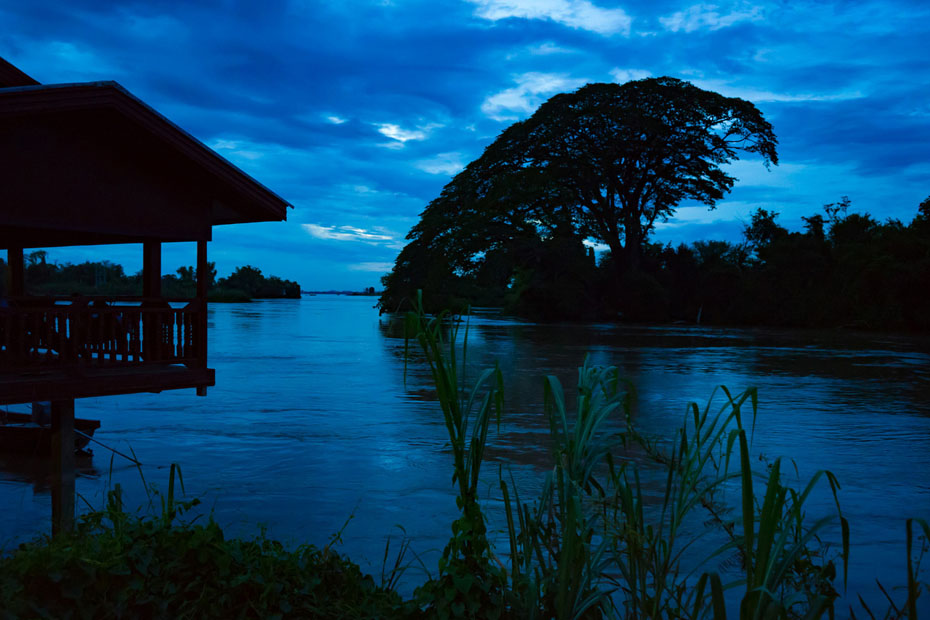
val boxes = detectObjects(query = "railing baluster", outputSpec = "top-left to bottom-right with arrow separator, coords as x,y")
185,311 -> 193,360
0,300 -> 205,370
175,311 -> 182,359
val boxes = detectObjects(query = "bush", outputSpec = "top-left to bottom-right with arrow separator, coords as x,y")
0,489 -> 411,619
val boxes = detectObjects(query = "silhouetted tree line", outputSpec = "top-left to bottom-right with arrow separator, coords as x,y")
0,254 -> 300,301
381,197 -> 930,331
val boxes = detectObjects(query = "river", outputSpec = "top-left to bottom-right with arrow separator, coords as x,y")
2,295 -> 929,612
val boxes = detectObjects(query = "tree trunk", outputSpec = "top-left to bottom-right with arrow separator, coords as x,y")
606,237 -> 625,288
624,214 -> 641,273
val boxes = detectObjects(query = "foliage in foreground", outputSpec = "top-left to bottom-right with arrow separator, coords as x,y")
0,485 -> 409,620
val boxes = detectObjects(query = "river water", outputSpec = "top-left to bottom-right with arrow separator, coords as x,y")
2,296 -> 929,612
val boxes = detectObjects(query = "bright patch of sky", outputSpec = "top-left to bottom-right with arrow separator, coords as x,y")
416,152 -> 466,176
302,224 -> 397,244
1,0 -> 928,289
482,72 -> 588,120
348,261 -> 395,272
610,68 -> 651,83
465,0 -> 633,36
376,123 -> 429,144
659,3 -> 764,33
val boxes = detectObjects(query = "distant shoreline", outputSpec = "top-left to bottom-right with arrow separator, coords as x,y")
301,290 -> 380,296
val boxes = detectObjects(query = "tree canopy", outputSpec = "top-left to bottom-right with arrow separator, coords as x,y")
381,77 -> 778,313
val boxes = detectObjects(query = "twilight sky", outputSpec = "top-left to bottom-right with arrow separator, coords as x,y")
2,0 -> 928,290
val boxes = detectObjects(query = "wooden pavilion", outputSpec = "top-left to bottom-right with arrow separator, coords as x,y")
0,57 -> 291,532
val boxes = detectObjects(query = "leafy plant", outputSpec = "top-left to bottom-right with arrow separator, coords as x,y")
403,292 -> 507,618
0,467 -> 411,620
404,296 -> 855,619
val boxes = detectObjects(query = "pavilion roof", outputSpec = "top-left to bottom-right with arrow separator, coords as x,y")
0,58 -> 291,247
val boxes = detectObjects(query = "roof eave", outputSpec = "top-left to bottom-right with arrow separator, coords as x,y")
0,81 -> 291,224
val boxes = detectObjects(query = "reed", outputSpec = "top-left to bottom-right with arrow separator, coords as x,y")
404,297 -> 867,619
403,291 -> 508,617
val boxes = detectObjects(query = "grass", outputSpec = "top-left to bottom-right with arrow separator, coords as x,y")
1,296 -> 927,618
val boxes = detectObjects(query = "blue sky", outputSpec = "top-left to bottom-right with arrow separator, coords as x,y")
2,0 -> 928,290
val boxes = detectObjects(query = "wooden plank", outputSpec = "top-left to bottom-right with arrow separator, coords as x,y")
0,367 -> 215,405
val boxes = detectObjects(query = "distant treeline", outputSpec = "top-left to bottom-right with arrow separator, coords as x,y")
0,254 -> 300,302
382,197 -> 930,331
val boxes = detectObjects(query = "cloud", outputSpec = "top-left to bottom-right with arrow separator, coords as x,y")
465,0 -> 632,36
209,139 -> 264,161
415,152 -> 465,176
326,115 -> 347,124
12,40 -> 123,81
688,78 -> 864,103
377,123 -> 427,142
660,3 -> 763,33
302,224 -> 397,244
528,42 -> 576,55
609,68 -> 651,83
481,72 -> 587,121
348,262 -> 394,272
375,122 -> 441,147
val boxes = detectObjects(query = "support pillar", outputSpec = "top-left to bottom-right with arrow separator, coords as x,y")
8,247 -> 24,296
142,242 -> 163,361
143,241 -> 162,298
50,399 -> 75,537
196,240 -> 208,396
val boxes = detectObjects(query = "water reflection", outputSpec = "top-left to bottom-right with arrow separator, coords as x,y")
1,297 -> 928,611
0,453 -> 98,493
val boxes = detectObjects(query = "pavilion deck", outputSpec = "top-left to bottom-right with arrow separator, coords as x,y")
0,295 -> 212,405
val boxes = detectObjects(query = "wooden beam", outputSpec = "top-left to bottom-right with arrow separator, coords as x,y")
0,367 -> 215,406
8,247 -> 24,296
50,399 -> 75,537
143,241 -> 161,298
196,240 -> 208,396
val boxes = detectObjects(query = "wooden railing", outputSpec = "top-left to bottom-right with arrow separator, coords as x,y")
0,297 -> 205,370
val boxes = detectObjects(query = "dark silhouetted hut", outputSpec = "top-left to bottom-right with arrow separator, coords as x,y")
0,58 -> 291,532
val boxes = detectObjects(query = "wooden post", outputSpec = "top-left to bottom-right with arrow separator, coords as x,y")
143,241 -> 162,298
8,247 -> 24,296
50,399 -> 75,537
142,242 -> 162,362
196,240 -> 208,396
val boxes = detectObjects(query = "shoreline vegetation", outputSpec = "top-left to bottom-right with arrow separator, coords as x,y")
0,255 -> 301,302
2,301 -> 927,618
380,198 -> 930,332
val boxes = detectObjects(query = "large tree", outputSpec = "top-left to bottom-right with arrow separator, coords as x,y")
382,77 -> 778,309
